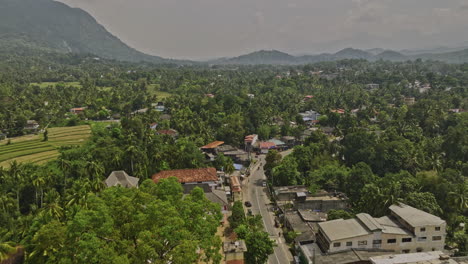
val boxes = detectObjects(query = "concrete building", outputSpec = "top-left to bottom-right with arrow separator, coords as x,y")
316,203 -> 446,254
370,251 -> 468,264
224,240 -> 247,264
274,186 -> 348,212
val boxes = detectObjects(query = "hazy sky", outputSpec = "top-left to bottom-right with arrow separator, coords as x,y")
58,0 -> 468,60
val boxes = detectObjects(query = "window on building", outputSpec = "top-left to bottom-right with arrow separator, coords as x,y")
420,227 -> 426,232
387,239 -> 397,244
372,240 -> 382,245
346,242 -> 352,247
417,248 -> 423,252
358,241 -> 367,246
402,238 -> 412,243
418,237 -> 427,241
435,227 -> 441,231
432,236 -> 442,241
333,242 -> 341,247
402,250 -> 410,254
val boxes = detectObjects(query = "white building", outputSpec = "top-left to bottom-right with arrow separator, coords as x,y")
317,203 -> 446,254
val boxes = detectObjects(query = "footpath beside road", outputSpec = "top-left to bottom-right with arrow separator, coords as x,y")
242,154 -> 294,264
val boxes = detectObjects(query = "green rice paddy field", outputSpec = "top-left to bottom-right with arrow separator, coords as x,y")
0,125 -> 91,168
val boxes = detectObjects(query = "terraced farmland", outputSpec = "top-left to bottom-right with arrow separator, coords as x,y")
0,125 -> 91,168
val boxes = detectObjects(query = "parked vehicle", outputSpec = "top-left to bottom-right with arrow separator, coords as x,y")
244,201 -> 252,207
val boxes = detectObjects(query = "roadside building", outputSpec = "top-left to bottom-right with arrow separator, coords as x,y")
244,134 -> 258,153
152,167 -> 220,191
224,241 -> 247,264
105,171 -> 139,188
230,175 -> 242,201
259,141 -> 276,154
201,141 -> 225,155
316,203 -> 446,254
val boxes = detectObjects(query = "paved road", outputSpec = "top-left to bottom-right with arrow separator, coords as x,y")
244,155 -> 293,264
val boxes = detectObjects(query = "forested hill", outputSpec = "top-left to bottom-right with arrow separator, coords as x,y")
211,48 -> 468,65
0,0 -> 183,64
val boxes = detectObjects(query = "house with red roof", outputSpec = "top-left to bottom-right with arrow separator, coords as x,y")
152,168 -> 220,190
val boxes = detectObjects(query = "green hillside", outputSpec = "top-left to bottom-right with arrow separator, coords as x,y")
0,0 -> 176,63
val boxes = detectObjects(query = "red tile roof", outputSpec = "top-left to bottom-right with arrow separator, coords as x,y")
244,135 -> 257,143
201,141 -> 225,149
227,260 -> 244,264
331,109 -> 345,114
259,142 -> 276,149
157,129 -> 178,136
231,176 -> 241,193
152,168 -> 218,184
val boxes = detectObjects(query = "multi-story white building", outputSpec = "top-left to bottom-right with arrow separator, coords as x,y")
316,203 -> 446,254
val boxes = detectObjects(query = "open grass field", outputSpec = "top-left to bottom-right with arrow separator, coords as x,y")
30,82 -> 82,88
0,125 -> 91,168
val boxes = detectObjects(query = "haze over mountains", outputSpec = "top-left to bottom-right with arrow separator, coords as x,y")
1,0 -> 468,65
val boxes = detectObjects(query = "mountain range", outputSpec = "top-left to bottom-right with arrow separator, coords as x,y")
1,0 -> 468,65
210,48 -> 468,65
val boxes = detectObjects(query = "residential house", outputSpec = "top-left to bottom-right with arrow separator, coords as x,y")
201,141 -> 225,155
153,102 -> 165,112
156,129 -> 178,138
105,171 -> 139,188
149,123 -> 158,131
224,241 -> 247,264
70,107 -> 86,114
259,141 -> 276,154
244,134 -> 258,152
131,108 -> 148,115
418,84 -> 431,94
205,93 -> 215,98
331,109 -> 345,114
24,120 -> 39,132
300,110 -> 321,126
316,203 -> 446,254
152,167 -> 220,191
404,97 -> 416,106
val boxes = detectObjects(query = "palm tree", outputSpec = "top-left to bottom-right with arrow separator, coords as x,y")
0,242 -> 16,262
448,182 -> 467,212
31,172 -> 46,208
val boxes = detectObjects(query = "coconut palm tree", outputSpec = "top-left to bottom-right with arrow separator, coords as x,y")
0,241 -> 16,262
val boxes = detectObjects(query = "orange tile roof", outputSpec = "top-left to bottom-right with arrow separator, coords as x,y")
201,141 -> 225,149
152,168 -> 218,184
259,142 -> 276,149
227,260 -> 244,264
231,176 -> 241,192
